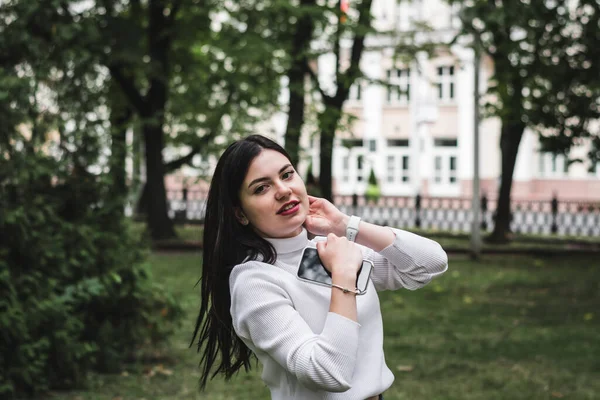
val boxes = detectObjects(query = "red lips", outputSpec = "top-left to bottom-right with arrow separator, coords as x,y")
277,200 -> 300,214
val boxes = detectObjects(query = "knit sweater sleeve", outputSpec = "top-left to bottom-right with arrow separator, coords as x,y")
229,263 -> 360,392
363,228 -> 448,291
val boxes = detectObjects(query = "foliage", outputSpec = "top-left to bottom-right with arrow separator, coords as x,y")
450,0 -> 600,241
0,5 -> 183,396
1,0 -> 287,240
0,152 -> 183,398
365,167 -> 380,203
301,0 -> 437,200
303,0 -> 375,200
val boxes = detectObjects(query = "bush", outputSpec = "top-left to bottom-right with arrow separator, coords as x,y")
0,152 -> 182,398
365,168 -> 380,203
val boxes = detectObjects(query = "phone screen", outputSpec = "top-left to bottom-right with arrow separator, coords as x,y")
297,247 -> 372,293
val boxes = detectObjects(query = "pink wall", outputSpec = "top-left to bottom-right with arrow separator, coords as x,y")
461,178 -> 600,202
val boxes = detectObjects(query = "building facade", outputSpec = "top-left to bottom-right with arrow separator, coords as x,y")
303,0 -> 600,201
166,0 -> 600,202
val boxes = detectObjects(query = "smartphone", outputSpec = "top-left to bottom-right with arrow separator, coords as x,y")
296,247 -> 373,294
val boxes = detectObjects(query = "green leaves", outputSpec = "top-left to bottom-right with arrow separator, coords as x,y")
454,0 -> 600,162
0,116 -> 182,398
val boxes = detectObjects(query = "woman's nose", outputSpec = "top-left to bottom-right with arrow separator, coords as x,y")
275,181 -> 292,200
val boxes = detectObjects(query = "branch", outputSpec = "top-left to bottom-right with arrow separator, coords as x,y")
334,0 -> 342,86
335,0 -> 373,105
165,143 -> 202,172
108,65 -> 148,116
164,129 -> 217,172
165,87 -> 235,172
304,60 -> 333,103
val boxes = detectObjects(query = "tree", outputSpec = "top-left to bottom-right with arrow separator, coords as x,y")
8,0 -> 283,240
283,0 -> 318,166
452,0 -> 600,242
0,6 -> 182,396
298,0 -> 433,201
365,167 -> 380,203
306,0 -> 375,201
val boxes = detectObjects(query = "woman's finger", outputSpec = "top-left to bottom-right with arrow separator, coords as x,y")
316,240 -> 326,254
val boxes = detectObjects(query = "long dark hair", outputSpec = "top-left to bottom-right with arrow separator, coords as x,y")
191,135 -> 294,389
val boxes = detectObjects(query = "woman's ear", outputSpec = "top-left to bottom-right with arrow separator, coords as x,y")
234,208 -> 249,225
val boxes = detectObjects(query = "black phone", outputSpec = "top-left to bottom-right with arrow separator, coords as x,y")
296,247 -> 373,294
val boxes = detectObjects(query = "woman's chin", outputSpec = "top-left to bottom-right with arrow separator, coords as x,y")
284,223 -> 305,238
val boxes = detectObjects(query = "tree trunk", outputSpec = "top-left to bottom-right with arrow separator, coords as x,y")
140,0 -> 176,240
135,178 -> 149,216
284,0 -> 315,166
285,67 -> 305,167
143,123 -> 176,240
318,132 -> 334,201
318,106 -> 342,201
488,120 -> 525,243
108,92 -> 132,205
308,0 -> 371,201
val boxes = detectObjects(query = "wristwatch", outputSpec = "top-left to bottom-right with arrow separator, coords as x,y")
345,215 -> 361,242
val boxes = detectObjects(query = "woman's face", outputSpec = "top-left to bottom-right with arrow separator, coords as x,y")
237,149 -> 309,238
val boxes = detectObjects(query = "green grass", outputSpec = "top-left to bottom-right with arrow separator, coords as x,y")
53,252 -> 600,400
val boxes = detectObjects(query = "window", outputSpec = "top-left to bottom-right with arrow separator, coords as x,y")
386,154 -> 410,184
434,156 -> 442,183
341,139 -> 363,148
357,155 -> 364,182
368,139 -> 377,152
590,161 -> 600,177
387,139 -> 409,147
342,156 -> 350,182
402,155 -> 410,182
539,152 -> 569,177
433,154 -> 458,186
434,138 -> 458,147
387,156 -> 395,183
449,156 -> 457,183
386,68 -> 410,104
437,66 -> 455,101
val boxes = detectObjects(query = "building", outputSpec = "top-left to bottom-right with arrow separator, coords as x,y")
300,0 -> 600,202
168,0 -> 600,202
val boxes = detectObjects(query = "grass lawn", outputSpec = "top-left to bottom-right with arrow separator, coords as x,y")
55,252 -> 600,400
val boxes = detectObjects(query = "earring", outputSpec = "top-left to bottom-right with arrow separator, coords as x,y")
240,217 -> 248,226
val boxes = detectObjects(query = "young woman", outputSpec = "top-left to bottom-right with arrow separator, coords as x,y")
192,135 -> 448,400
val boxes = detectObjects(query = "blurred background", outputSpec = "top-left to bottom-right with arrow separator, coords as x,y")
1,0 -> 599,399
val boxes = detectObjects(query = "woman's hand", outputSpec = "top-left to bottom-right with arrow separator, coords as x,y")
304,196 -> 349,237
316,234 -> 363,280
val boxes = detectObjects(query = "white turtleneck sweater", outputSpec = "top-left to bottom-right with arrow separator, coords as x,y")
229,228 -> 448,400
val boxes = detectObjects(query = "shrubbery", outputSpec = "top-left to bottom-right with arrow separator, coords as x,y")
365,168 -> 380,203
0,152 -> 183,398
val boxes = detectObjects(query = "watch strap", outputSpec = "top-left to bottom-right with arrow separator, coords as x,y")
346,215 -> 361,242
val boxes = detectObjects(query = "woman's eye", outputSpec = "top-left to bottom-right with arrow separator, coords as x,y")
254,185 -> 267,194
282,170 -> 294,180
